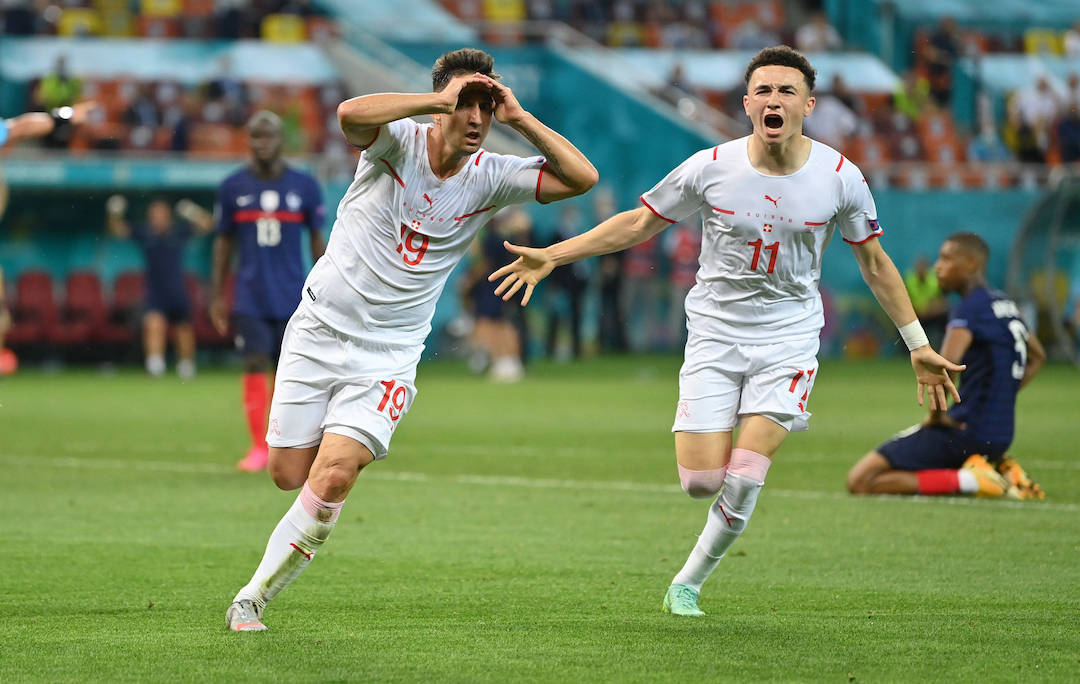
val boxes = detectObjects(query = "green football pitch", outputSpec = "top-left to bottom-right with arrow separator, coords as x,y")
1,357 -> 1078,682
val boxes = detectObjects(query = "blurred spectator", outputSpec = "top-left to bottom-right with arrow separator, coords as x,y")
207,56 -> 250,126
34,55 -> 82,112
1,0 -> 40,35
804,77 -> 857,149
729,19 -> 779,51
795,11 -> 842,52
904,255 -> 948,346
968,95 -> 1012,162
607,0 -> 644,47
544,205 -> 589,360
621,235 -> 662,352
1009,75 -> 1062,158
656,63 -> 701,108
1064,72 -> 1080,112
123,82 -> 161,150
664,222 -> 700,348
924,16 -> 963,107
1064,20 -> 1080,58
592,188 -> 626,352
1058,102 -> 1080,163
892,69 -> 931,122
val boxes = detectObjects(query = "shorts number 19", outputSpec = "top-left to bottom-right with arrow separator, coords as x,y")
378,379 -> 407,422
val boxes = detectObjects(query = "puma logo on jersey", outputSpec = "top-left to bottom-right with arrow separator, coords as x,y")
764,195 -> 781,207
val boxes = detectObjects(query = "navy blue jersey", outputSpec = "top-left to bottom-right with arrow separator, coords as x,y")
946,286 -> 1030,448
215,166 -> 325,319
131,221 -> 191,305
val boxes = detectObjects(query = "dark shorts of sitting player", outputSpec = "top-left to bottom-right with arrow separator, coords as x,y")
147,289 -> 192,324
878,424 -> 1009,471
234,314 -> 289,360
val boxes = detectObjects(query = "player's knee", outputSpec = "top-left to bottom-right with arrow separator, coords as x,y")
678,465 -> 727,499
846,461 -> 874,495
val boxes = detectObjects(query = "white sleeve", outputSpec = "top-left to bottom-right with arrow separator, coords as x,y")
834,160 -> 882,245
639,150 -> 710,224
359,118 -> 416,161
489,152 -> 547,207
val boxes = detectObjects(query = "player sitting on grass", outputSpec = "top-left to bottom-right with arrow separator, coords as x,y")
847,233 -> 1046,500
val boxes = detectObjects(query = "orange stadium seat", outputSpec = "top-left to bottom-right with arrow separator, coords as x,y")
6,271 -> 58,350
54,271 -> 107,348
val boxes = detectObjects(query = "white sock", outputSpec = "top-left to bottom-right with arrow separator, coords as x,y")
177,358 -> 196,379
672,472 -> 764,591
145,354 -> 166,377
233,482 -> 342,609
957,469 -> 978,494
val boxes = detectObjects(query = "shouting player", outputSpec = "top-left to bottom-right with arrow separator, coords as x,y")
846,233 -> 1046,499
209,110 -> 326,472
225,48 -> 597,631
489,45 -> 963,617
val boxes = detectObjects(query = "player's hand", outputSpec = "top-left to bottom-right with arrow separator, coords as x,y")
473,74 -> 526,125
910,346 -> 965,411
106,194 -> 127,216
69,100 -> 101,125
488,241 -> 555,306
209,296 -> 229,336
438,73 -> 493,114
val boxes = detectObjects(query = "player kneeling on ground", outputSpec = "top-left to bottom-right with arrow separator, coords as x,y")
847,233 -> 1046,500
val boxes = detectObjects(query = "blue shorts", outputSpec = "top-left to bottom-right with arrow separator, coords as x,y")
877,424 -> 1008,471
146,289 -> 191,324
233,314 -> 289,361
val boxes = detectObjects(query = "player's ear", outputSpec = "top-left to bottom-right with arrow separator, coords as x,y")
804,95 -> 815,116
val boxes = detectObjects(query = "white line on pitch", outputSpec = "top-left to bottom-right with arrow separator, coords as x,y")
1,453 -> 1076,513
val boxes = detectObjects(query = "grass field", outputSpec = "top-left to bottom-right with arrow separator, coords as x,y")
1,357 -> 1078,682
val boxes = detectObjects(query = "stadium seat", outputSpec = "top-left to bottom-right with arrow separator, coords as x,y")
6,271 -> 58,350
100,271 -> 144,346
53,271 -> 108,348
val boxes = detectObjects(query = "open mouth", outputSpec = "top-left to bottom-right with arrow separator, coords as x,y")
464,131 -> 481,143
764,114 -> 784,131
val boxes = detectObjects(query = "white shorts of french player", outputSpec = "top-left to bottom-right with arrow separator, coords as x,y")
672,332 -> 819,433
267,307 -> 421,459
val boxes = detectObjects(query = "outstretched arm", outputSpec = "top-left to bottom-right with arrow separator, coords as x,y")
489,205 -> 669,305
474,74 -> 598,202
5,101 -> 98,144
174,199 -> 215,234
336,73 -> 492,149
850,238 -> 965,410
104,195 -> 131,239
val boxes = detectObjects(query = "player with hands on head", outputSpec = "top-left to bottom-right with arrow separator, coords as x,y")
490,45 -> 963,618
846,233 -> 1047,500
224,48 -> 596,632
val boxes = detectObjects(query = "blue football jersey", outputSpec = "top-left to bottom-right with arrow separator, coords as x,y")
947,286 -> 1030,448
215,166 -> 325,319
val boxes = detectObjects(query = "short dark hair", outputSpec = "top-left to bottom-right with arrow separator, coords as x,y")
744,45 -> 816,92
945,232 -> 990,266
431,48 -> 499,92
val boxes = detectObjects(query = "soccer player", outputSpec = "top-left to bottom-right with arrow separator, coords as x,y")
224,48 -> 597,631
846,233 -> 1046,499
105,195 -> 214,378
209,110 -> 327,472
489,45 -> 962,617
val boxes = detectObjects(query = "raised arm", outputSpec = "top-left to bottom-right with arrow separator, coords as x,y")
474,74 -> 597,202
850,237 -> 965,410
489,205 -> 669,305
104,194 -> 131,239
337,73 -> 492,149
174,199 -> 215,234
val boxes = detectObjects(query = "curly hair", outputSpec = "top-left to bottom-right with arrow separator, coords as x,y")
744,45 -> 816,92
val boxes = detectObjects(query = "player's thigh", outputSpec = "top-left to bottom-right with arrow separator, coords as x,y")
268,445 -> 319,491
734,414 -> 789,459
671,333 -> 744,434
675,430 -> 733,470
266,312 -> 339,453
877,424 -> 969,471
741,338 -> 819,433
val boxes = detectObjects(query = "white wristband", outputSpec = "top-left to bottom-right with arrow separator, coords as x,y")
898,320 -> 929,351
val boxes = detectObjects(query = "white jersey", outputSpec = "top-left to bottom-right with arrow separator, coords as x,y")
303,118 -> 545,346
641,136 -> 881,344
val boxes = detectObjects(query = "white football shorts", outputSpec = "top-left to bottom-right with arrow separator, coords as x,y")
672,331 -> 820,433
266,306 -> 421,459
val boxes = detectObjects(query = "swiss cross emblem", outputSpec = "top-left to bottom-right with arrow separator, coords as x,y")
676,401 -> 692,419
269,418 -> 281,437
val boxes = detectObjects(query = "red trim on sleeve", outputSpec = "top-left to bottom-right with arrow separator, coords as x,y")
534,160 -> 550,204
712,207 -> 735,215
454,204 -> 496,221
639,196 -> 677,224
835,154 -> 845,172
712,145 -> 719,161
355,126 -> 380,150
843,231 -> 882,245
804,220 -> 827,226
474,150 -> 485,166
379,158 -> 405,188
